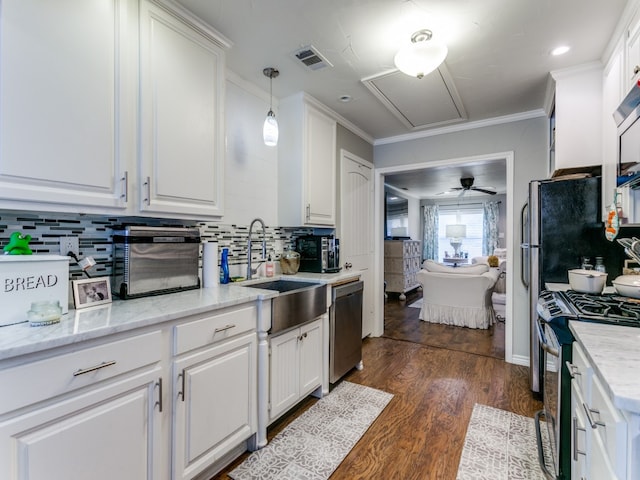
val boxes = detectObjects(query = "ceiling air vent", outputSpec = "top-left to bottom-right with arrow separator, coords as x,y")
292,45 -> 333,71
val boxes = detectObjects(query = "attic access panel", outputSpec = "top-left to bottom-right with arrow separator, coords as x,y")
362,65 -> 467,131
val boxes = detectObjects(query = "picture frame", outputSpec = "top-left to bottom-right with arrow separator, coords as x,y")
72,277 -> 112,309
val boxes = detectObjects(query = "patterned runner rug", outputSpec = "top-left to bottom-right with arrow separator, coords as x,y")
456,404 -> 548,480
229,381 -> 393,480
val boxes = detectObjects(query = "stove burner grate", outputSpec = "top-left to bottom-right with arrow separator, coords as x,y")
562,290 -> 640,327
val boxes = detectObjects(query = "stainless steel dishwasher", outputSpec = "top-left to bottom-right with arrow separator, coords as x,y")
330,280 -> 364,383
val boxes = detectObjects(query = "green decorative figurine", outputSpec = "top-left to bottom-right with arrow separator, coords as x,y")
3,231 -> 33,255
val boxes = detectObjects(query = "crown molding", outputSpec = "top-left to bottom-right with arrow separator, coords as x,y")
374,110 -> 546,146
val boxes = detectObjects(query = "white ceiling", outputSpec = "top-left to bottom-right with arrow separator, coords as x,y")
174,0 -> 628,141
173,0 -> 629,197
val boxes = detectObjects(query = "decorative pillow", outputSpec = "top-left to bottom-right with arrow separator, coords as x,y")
487,255 -> 499,267
423,260 -> 489,275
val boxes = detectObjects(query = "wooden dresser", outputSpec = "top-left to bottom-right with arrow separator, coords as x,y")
384,240 -> 421,300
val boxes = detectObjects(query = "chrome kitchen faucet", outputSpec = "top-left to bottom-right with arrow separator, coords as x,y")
247,218 -> 267,280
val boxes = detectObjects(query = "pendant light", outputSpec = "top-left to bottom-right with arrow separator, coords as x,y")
394,29 -> 448,79
263,67 -> 279,146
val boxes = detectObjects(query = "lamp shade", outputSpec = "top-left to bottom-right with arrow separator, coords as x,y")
446,224 -> 466,238
394,37 -> 448,79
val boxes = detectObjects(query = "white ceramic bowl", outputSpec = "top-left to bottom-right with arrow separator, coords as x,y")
568,269 -> 607,294
612,275 -> 640,298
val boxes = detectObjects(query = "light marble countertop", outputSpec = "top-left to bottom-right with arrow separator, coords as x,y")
570,321 -> 640,414
0,271 -> 361,362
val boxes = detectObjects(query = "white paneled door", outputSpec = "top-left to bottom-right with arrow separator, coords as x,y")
340,151 -> 374,337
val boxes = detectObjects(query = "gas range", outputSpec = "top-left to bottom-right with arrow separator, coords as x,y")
537,289 -> 640,328
535,289 -> 640,479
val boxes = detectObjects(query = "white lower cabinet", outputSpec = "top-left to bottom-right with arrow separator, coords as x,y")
571,381 -> 588,480
269,319 -> 322,423
0,301 -> 263,480
571,342 -> 629,479
173,331 -> 257,480
0,331 -> 165,480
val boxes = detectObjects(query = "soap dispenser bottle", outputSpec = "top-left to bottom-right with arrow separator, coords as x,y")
220,247 -> 230,284
265,254 -> 274,277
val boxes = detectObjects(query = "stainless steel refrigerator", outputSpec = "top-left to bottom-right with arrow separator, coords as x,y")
521,176 -> 603,397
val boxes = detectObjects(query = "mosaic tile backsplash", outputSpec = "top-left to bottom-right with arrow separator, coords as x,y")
0,211 -> 315,281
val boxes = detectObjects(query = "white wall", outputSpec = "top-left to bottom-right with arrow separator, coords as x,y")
375,117 -> 548,362
224,72 -> 279,226
407,196 -> 421,241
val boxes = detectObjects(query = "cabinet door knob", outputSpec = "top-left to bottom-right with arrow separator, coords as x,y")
635,65 -> 640,75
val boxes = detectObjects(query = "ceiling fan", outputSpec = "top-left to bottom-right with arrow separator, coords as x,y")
437,177 -> 497,197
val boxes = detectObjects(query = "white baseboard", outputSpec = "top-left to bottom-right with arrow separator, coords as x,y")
510,354 -> 529,367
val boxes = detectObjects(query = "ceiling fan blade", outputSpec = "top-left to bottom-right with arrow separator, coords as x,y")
457,189 -> 466,197
436,187 -> 464,196
471,187 -> 497,195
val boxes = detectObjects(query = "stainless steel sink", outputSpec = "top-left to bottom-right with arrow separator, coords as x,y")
245,280 -> 327,334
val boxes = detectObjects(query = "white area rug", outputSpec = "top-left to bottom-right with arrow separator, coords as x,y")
456,404 -> 548,480
229,381 -> 393,480
407,298 -> 423,309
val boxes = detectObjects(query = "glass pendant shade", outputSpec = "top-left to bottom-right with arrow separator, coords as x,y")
262,67 -> 280,146
394,32 -> 448,79
263,110 -> 278,146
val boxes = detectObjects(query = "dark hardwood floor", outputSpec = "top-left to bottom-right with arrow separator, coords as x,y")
211,291 -> 541,480
383,289 -> 505,360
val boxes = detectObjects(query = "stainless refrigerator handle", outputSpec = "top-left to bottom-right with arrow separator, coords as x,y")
520,202 -> 529,288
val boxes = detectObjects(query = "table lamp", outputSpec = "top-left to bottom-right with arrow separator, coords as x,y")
446,224 -> 466,257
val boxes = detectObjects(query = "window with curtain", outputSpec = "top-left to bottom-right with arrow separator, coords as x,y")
437,206 -> 484,260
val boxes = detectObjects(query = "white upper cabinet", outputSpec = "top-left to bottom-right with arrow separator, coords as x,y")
602,40 -> 625,219
139,0 -> 226,219
626,9 -> 640,90
0,0 -> 136,212
278,93 -> 337,226
0,0 -> 227,219
550,64 -> 603,173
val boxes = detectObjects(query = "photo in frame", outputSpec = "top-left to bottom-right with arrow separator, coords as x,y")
72,277 -> 112,309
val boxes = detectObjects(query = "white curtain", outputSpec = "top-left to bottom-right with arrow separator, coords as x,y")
483,201 -> 500,255
422,205 -> 439,260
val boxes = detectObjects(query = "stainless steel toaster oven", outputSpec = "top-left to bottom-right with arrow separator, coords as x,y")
111,226 -> 200,299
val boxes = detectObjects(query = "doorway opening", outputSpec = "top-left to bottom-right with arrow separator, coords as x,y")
373,151 -> 515,362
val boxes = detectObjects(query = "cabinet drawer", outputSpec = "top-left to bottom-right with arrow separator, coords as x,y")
174,304 -> 257,355
570,342 -> 592,399
589,374 -> 628,478
0,330 -> 162,415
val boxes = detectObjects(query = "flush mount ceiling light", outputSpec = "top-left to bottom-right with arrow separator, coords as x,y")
394,29 -> 448,79
551,45 -> 571,56
263,67 -> 279,146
